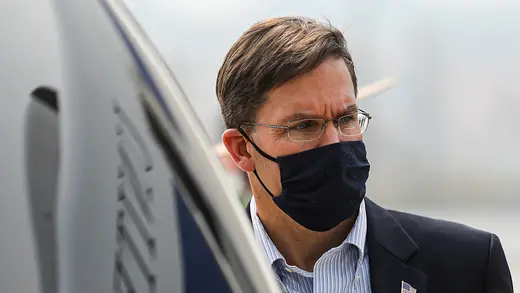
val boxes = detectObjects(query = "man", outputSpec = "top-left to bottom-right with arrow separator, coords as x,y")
216,16 -> 513,293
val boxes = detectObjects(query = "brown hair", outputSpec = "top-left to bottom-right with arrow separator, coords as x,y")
216,16 -> 357,129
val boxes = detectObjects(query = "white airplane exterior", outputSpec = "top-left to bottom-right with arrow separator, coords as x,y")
1,0 -> 281,292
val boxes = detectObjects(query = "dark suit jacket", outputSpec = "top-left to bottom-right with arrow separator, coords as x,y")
246,198 -> 514,293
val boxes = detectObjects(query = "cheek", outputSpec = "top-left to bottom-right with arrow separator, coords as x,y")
269,138 -> 312,157
297,141 -> 322,152
339,133 -> 363,142
265,161 -> 282,194
253,152 -> 282,191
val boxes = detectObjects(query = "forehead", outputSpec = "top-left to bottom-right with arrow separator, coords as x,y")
257,57 -> 356,123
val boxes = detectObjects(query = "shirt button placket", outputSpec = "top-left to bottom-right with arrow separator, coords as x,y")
353,274 -> 360,292
353,257 -> 363,291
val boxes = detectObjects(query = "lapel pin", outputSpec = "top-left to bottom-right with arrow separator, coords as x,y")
401,280 -> 417,293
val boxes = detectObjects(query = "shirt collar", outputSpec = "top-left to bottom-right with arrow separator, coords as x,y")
250,196 -> 368,267
250,196 -> 285,265
345,199 -> 368,256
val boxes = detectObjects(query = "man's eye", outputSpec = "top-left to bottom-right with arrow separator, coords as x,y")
339,115 -> 355,123
290,120 -> 319,130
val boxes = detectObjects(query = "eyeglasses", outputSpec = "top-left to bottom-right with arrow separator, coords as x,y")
239,110 -> 371,143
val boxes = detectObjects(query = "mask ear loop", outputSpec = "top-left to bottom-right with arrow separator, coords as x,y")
237,127 -> 277,198
253,170 -> 275,198
237,127 -> 277,162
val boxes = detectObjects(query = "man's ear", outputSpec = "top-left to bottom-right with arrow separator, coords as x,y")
222,129 -> 256,172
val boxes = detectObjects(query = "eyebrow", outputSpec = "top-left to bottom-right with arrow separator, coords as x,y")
277,112 -> 319,124
279,104 -> 359,123
345,104 -> 358,114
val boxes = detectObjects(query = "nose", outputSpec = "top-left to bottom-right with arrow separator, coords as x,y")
317,122 -> 340,147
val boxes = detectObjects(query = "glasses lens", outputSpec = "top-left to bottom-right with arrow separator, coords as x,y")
338,113 -> 369,136
358,114 -> 369,134
287,119 -> 324,142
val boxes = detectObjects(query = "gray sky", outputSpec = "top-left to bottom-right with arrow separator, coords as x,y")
126,0 -> 520,207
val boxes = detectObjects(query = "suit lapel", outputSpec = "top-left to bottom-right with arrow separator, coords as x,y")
245,201 -> 252,223
365,198 -> 427,293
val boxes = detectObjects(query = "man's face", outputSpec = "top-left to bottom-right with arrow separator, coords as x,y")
248,56 -> 360,197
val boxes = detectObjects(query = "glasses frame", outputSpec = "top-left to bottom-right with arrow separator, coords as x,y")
239,109 -> 372,143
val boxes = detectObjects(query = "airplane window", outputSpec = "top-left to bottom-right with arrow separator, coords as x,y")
26,86 -> 60,293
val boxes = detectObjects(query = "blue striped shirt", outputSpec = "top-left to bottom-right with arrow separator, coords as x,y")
250,197 -> 372,293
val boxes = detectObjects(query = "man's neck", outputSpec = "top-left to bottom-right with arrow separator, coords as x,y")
255,196 -> 356,272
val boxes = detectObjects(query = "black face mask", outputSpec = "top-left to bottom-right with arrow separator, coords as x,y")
240,129 -> 370,232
